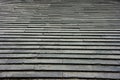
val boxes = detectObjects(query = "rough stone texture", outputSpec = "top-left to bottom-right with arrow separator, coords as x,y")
0,0 -> 120,79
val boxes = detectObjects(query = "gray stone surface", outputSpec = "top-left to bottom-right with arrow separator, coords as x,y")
0,0 -> 120,79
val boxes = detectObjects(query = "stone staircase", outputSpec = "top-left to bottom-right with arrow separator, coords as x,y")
0,0 -> 120,79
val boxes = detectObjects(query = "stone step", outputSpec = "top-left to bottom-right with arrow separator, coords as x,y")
0,65 -> 120,72
0,59 -> 119,65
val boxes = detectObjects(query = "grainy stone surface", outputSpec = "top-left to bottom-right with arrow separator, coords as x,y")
0,0 -> 120,79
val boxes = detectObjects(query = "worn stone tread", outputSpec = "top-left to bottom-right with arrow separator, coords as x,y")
0,59 -> 119,66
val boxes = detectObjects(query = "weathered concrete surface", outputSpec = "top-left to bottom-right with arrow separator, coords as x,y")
0,0 -> 120,79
